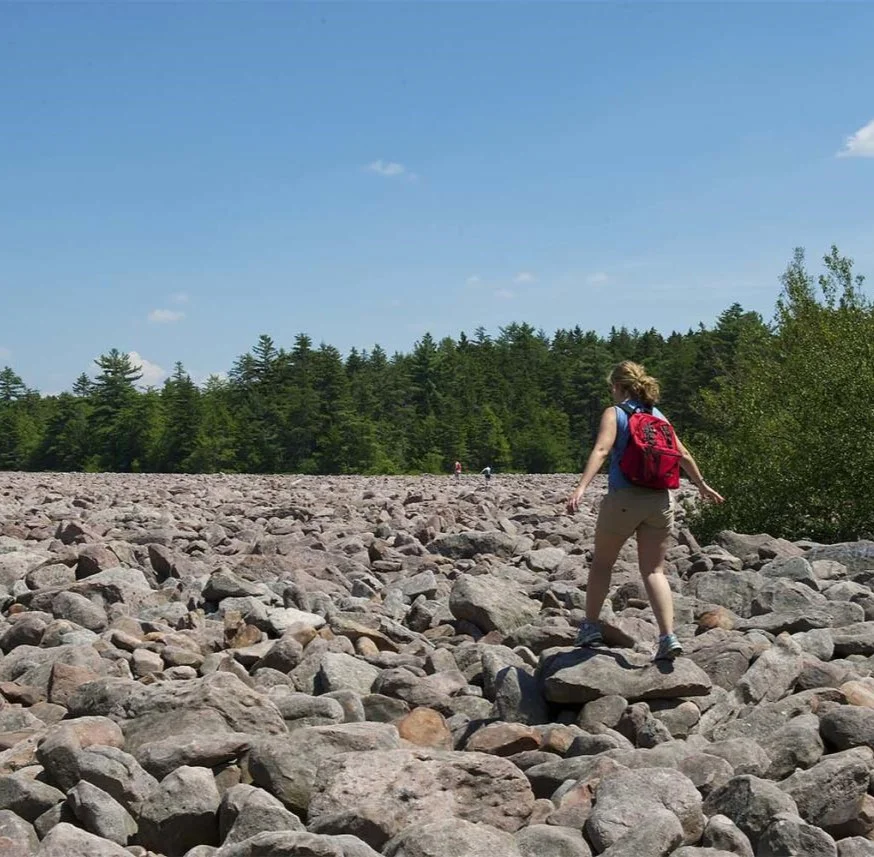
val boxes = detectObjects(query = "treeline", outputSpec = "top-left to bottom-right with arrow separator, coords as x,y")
1,246 -> 871,543
0,308 -> 760,478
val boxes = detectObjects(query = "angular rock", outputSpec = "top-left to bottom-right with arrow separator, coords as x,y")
218,783 -> 304,845
316,652 -> 381,695
449,574 -> 540,634
429,531 -> 519,560
516,825 -> 590,857
0,770 -> 65,822
737,633 -> 804,704
595,807 -> 682,857
133,732 -> 251,781
35,822 -> 131,856
0,808 -> 39,857
66,779 -> 137,845
779,748 -> 871,833
136,765 -> 221,855
702,813 -> 754,857
703,775 -> 799,849
820,706 -> 874,752
758,812 -> 838,856
837,838 -> 874,857
494,665 -> 550,725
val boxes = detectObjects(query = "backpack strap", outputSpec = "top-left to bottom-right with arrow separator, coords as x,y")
617,401 -> 652,417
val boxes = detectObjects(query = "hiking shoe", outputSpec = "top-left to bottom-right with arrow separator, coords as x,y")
654,633 -> 683,661
575,619 -> 604,648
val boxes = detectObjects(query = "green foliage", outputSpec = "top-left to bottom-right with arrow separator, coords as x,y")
5,243 -> 872,544
689,246 -> 874,543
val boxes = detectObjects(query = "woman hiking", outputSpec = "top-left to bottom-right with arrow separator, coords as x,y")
566,360 -> 724,660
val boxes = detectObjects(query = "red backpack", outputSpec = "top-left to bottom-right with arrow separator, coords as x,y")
617,402 -> 681,490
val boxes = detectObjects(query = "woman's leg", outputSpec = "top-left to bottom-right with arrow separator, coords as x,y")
585,527 -> 628,622
636,525 -> 673,635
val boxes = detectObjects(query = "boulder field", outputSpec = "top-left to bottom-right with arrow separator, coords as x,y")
1,471 -> 874,857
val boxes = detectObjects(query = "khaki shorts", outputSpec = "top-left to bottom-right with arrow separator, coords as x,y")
595,486 -> 674,540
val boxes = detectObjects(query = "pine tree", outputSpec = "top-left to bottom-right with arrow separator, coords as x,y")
91,349 -> 143,471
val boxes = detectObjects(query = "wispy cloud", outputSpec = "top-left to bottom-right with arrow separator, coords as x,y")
148,309 -> 185,323
128,351 -> 166,387
0,346 -> 10,360
586,272 -> 610,286
494,289 -> 514,300
170,292 -> 189,304
838,119 -> 874,158
466,275 -> 482,286
367,159 -> 418,181
514,271 -> 536,284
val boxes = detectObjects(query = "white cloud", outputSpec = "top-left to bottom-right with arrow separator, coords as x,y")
148,309 -> 185,323
493,289 -> 514,300
514,271 -> 535,284
170,291 -> 189,304
128,351 -> 166,387
367,159 -> 408,177
838,119 -> 874,158
192,370 -> 227,387
0,346 -> 10,360
586,271 -> 609,286
466,275 -> 481,286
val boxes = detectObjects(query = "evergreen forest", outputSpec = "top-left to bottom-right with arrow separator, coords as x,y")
2,247 -> 872,543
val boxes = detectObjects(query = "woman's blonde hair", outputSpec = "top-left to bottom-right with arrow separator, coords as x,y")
608,360 -> 660,406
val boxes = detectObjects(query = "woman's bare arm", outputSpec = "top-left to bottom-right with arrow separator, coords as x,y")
566,407 -> 618,513
677,437 -> 724,504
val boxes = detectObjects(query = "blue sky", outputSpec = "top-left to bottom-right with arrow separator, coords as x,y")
1,2 -> 872,393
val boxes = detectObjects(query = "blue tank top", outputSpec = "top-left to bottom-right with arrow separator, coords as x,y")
608,399 -> 669,491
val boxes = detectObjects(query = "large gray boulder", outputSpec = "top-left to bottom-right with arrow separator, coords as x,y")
66,672 -> 287,748
35,822 -> 132,857
516,824 -> 591,857
449,574 -> 540,634
0,771 -> 65,822
219,783 -> 304,845
212,830 -> 382,856
429,531 -> 519,559
383,818 -> 523,856
585,766 -> 704,851
0,809 -> 39,857
66,780 -> 137,845
703,775 -> 799,849
541,648 -> 711,704
136,765 -> 221,855
779,748 -> 871,833
758,812 -> 838,857
245,723 -> 400,815
308,748 -> 535,848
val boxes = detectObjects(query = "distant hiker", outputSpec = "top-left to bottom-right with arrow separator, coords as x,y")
454,460 -> 462,479
566,360 -> 723,661
481,465 -> 492,483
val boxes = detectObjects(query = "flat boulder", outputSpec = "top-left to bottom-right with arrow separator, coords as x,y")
308,747 -> 535,848
541,648 -> 711,704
